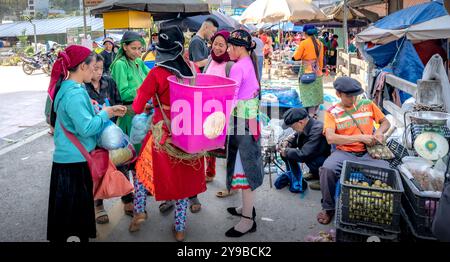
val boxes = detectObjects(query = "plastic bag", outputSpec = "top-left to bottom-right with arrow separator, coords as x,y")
97,121 -> 128,150
109,136 -> 137,167
130,113 -> 152,144
401,156 -> 444,192
422,54 -> 450,112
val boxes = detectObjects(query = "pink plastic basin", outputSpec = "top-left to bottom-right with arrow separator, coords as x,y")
168,73 -> 237,154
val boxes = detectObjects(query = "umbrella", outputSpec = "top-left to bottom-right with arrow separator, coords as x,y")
322,1 -> 379,23
90,0 -> 210,21
240,0 -> 327,24
356,1 -> 450,45
160,10 -> 252,32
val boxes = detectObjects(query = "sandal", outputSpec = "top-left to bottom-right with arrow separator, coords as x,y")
216,189 -> 236,198
95,206 -> 109,224
189,197 -> 202,213
159,200 -> 175,213
317,210 -> 334,225
205,176 -> 214,183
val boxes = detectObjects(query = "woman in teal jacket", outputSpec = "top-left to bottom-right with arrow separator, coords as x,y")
46,45 -> 126,242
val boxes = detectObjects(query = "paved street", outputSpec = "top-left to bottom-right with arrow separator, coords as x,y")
0,66 -> 49,138
0,66 -> 333,242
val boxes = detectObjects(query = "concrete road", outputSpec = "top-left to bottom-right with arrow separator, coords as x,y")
0,66 -> 335,242
0,126 -> 332,242
0,66 -> 49,138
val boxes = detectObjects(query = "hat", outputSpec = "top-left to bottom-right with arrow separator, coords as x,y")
303,24 -> 317,36
282,108 -> 309,129
155,26 -> 194,78
333,76 -> 364,96
157,25 -> 184,51
103,37 -> 114,46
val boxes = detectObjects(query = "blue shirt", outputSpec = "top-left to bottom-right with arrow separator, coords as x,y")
53,79 -> 109,163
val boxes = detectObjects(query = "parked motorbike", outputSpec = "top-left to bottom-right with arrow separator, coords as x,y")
21,51 -> 54,76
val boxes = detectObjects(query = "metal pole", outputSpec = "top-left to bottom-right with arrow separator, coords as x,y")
33,23 -> 37,53
82,0 -> 87,39
343,0 -> 349,52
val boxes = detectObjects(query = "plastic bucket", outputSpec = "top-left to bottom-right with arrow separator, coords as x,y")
168,73 -> 237,154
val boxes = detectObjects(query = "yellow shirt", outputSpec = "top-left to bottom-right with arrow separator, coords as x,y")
293,37 -> 324,76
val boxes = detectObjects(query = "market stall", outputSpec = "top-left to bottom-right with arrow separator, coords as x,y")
348,1 -> 450,242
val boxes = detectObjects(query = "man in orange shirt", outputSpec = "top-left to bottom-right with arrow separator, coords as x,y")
317,77 -> 391,225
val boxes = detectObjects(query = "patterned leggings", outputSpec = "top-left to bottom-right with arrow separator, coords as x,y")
133,174 -> 188,232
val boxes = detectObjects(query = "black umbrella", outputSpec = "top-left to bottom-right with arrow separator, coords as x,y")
160,10 -> 250,32
90,0 -> 210,21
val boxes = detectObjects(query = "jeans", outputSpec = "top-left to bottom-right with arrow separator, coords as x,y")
257,55 -> 264,81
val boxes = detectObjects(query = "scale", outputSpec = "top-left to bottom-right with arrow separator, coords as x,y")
414,132 -> 449,161
406,111 -> 450,186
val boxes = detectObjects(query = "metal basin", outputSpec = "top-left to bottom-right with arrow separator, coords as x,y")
409,111 -> 450,126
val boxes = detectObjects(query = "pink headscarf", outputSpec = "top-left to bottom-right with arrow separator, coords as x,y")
210,30 -> 231,63
47,45 -> 92,100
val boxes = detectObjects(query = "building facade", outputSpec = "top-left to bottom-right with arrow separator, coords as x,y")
23,0 -> 49,17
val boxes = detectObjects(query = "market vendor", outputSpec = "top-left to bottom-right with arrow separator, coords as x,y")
317,76 -> 391,225
278,108 -> 330,191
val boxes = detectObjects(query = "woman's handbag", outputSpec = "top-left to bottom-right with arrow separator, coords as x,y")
60,122 -> 133,199
60,123 -> 110,186
93,160 -> 134,200
300,73 -> 317,84
300,38 -> 321,84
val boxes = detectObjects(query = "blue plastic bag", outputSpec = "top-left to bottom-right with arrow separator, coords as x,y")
274,162 -> 307,193
130,113 -> 153,144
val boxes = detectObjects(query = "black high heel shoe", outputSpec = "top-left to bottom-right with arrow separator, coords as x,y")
227,207 -> 256,218
225,215 -> 257,237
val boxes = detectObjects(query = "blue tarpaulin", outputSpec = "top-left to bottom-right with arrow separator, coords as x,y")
374,0 -> 447,30
362,1 -> 447,103
270,22 -> 303,32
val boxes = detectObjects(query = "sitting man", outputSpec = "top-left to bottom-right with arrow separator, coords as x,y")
317,76 -> 391,225
279,108 -> 331,191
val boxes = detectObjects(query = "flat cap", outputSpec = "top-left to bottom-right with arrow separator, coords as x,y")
282,108 -> 309,129
333,76 -> 364,96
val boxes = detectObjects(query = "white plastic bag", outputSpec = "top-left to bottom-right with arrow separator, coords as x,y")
402,156 -> 445,192
97,122 -> 128,150
422,54 -> 450,112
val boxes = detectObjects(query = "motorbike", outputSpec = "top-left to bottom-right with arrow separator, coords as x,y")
21,51 -> 55,76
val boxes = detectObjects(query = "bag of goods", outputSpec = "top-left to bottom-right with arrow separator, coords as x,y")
109,139 -> 136,167
367,143 -> 395,160
401,156 -> 445,192
130,113 -> 152,144
97,121 -> 128,150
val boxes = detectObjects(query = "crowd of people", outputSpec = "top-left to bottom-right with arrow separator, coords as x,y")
44,16 -> 395,243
